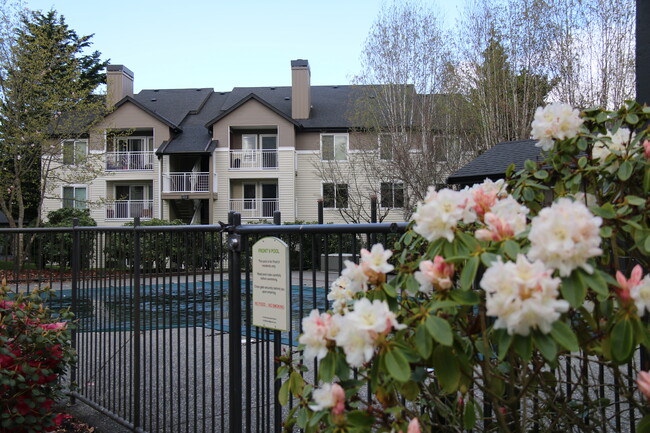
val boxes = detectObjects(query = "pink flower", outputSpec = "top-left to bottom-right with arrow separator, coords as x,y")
407,418 -> 421,433
299,310 -> 333,360
616,265 -> 643,303
644,140 -> 650,160
39,322 -> 67,331
414,256 -> 455,294
638,371 -> 650,400
309,383 -> 346,414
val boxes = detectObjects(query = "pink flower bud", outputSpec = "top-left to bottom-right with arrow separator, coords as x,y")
643,140 -> 650,160
407,418 -> 421,433
638,371 -> 650,400
616,265 -> 643,303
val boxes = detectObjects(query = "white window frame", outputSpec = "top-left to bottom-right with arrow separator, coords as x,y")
380,181 -> 405,209
320,133 -> 349,161
322,182 -> 349,209
62,185 -> 87,209
61,139 -> 88,165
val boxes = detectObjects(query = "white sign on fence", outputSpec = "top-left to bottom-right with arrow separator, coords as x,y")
252,237 -> 290,331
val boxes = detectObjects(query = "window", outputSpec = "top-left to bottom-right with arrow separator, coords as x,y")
323,183 -> 348,208
62,186 -> 87,209
321,134 -> 348,161
243,184 -> 256,210
380,182 -> 404,208
62,140 -> 87,165
379,134 -> 393,160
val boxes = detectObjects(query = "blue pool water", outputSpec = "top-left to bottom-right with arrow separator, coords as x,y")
47,280 -> 328,344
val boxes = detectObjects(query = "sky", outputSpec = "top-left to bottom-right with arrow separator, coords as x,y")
23,0 -> 462,93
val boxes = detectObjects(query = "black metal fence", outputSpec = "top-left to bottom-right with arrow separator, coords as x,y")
0,212 -> 406,433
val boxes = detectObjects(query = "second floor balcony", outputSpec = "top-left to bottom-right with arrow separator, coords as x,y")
229,150 -> 278,170
106,200 -> 153,220
162,172 -> 214,193
106,151 -> 155,171
229,198 -> 279,219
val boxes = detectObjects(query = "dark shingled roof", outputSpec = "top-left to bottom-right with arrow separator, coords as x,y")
447,139 -> 543,186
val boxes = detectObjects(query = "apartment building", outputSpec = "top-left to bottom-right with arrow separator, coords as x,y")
42,60 -> 408,225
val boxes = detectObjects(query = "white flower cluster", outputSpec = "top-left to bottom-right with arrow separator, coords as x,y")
528,198 -> 602,277
531,103 -> 583,151
300,244 -> 404,367
300,298 -> 405,368
411,179 -> 526,244
309,382 -> 345,414
480,255 -> 569,336
631,278 -> 650,314
412,188 -> 475,243
592,127 -> 634,161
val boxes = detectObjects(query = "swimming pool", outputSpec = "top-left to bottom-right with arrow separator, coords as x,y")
47,280 -> 328,344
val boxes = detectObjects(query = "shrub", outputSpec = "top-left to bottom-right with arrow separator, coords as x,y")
40,208 -> 96,269
279,101 -> 650,432
0,280 -> 76,432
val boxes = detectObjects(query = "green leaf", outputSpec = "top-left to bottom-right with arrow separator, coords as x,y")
481,252 -> 499,267
463,400 -> 477,430
297,407 -> 308,429
550,321 -> 579,352
618,161 -> 633,181
383,280 -> 397,298
513,335 -> 533,362
495,328 -> 513,360
415,323 -> 433,359
578,269 -> 609,297
308,410 -> 328,427
645,235 -> 650,254
591,203 -> 616,219
400,380 -> 420,401
533,170 -> 549,179
346,410 -> 375,428
637,414 -> 650,433
385,349 -> 411,383
611,318 -> 634,364
460,256 -> 479,291
425,315 -> 454,346
503,240 -> 520,260
578,156 -> 588,168
644,166 -> 650,192
450,289 -> 480,305
561,271 -> 587,308
278,380 -> 290,406
289,371 -> 304,395
432,345 -> 460,393
335,351 -> 350,380
626,113 -> 639,124
319,352 -> 335,383
626,195 -> 647,207
405,274 -> 420,294
533,332 -> 558,362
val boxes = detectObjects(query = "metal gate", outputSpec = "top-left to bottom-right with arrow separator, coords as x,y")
0,213 -> 405,433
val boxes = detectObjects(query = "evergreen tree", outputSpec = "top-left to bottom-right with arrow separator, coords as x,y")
0,9 -> 108,229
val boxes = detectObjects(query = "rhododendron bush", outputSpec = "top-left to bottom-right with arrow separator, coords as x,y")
0,280 -> 75,432
278,101 -> 650,432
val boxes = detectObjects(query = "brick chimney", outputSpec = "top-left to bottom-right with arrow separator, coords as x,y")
291,59 -> 311,119
106,65 -> 134,106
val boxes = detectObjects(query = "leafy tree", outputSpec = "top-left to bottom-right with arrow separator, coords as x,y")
40,207 -> 96,268
315,1 -> 475,222
0,8 -> 108,230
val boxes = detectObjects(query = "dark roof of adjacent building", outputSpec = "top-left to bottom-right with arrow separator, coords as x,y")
447,139 -> 542,186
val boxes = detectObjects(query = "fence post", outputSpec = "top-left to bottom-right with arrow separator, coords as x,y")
316,200 -> 323,270
70,218 -> 80,405
132,217 -> 141,432
272,211 -> 283,433
370,195 -> 377,246
228,211 -> 243,433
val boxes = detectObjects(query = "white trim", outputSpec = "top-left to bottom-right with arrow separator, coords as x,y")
277,146 -> 295,151
295,150 -> 319,155
89,149 -> 103,155
214,147 -> 229,152
379,181 -> 405,210
61,184 -> 88,210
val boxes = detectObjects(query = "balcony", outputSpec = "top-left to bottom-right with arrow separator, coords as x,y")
229,198 -> 279,219
229,150 -> 278,170
106,200 -> 153,220
162,172 -> 213,193
106,151 -> 155,171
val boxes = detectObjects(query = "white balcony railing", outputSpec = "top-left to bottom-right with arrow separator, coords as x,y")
106,151 -> 155,171
162,172 -> 212,193
229,150 -> 278,170
229,198 -> 279,219
106,200 -> 153,219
